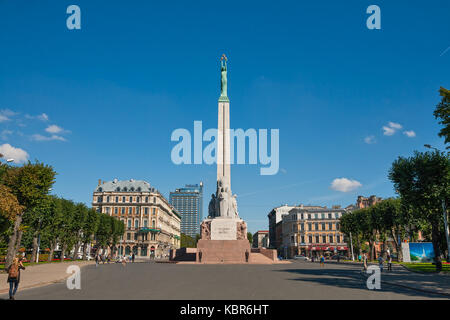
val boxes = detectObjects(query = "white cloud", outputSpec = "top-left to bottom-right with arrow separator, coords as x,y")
37,113 -> 49,121
330,178 -> 362,192
0,130 -> 13,141
0,144 -> 29,163
31,134 -> 67,142
25,113 -> 49,121
382,122 -> 403,136
0,109 -> 17,122
382,126 -> 395,136
364,135 -> 376,144
388,122 -> 402,130
45,125 -> 64,134
403,130 -> 416,138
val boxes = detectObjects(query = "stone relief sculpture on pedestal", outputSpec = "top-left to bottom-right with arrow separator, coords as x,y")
201,220 -> 211,240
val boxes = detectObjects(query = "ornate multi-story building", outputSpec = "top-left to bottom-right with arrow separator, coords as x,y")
92,179 -> 181,259
281,205 -> 348,259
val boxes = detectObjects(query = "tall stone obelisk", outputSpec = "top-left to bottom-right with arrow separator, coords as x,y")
217,55 -> 231,190
195,55 -> 250,263
170,56 -> 279,263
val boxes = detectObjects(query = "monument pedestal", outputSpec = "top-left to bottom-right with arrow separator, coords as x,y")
196,239 -> 251,264
196,218 -> 250,263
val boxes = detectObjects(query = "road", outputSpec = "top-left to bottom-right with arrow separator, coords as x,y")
2,260 -> 448,300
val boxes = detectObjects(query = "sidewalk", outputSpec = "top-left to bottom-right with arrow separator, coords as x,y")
0,260 -> 94,294
350,262 -> 450,297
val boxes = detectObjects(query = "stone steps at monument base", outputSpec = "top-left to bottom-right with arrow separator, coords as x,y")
250,253 -> 276,264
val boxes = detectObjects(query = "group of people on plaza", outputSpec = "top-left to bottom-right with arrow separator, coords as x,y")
359,251 -> 393,272
308,250 -> 394,272
95,252 -> 136,267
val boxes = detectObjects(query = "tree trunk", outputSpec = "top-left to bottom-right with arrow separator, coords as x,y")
391,229 -> 403,262
15,230 -> 23,257
81,242 -> 88,260
368,240 -> 374,260
73,242 -> 80,260
31,233 -> 39,263
48,241 -> 56,262
5,213 -> 23,268
431,222 -> 442,272
60,243 -> 67,262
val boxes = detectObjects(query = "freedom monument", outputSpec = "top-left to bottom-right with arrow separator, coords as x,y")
171,55 -> 278,264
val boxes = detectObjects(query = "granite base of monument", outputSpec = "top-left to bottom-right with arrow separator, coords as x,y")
196,239 -> 251,264
196,218 -> 251,263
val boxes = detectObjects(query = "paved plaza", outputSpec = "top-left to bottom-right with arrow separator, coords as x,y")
1,260 -> 449,300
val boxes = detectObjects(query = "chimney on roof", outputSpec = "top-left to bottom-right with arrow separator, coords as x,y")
98,179 -> 101,186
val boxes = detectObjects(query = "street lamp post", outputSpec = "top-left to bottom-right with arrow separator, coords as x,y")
424,144 -> 450,262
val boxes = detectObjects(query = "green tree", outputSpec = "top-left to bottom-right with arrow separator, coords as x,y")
22,195 -> 54,263
434,87 -> 450,149
58,198 -> 77,261
80,208 -> 99,260
70,203 -> 89,260
180,233 -> 196,248
42,196 -> 63,261
2,161 -> 56,268
247,232 -> 253,245
389,150 -> 450,271
110,217 -> 125,258
95,213 -> 112,257
370,198 -> 410,261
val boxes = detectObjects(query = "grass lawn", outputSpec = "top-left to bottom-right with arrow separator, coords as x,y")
401,262 -> 450,273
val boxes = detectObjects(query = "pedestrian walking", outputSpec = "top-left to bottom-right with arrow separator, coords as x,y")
6,257 -> 25,300
95,254 -> 99,267
363,253 -> 368,272
121,256 -> 127,267
320,255 -> 325,267
132,253 -> 135,263
378,255 -> 384,272
387,254 -> 392,271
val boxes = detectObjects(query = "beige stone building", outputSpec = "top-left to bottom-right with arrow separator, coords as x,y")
92,179 -> 181,259
281,205 -> 348,259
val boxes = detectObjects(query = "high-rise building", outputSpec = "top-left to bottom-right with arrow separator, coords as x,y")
169,182 -> 203,238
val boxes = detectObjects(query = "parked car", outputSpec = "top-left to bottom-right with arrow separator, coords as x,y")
293,255 -> 310,261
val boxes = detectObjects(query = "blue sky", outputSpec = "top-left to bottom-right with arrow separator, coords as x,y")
0,1 -> 449,233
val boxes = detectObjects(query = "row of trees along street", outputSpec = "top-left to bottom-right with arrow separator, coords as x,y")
0,161 -> 125,268
340,87 -> 450,272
